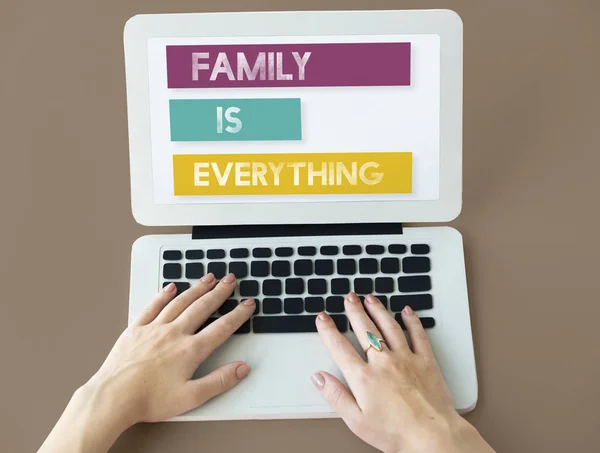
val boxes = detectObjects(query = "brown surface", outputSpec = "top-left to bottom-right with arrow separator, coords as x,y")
1,1 -> 599,452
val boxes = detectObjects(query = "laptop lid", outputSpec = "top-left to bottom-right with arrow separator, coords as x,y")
124,10 -> 463,226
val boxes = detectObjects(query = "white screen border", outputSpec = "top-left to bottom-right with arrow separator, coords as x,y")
124,9 -> 463,226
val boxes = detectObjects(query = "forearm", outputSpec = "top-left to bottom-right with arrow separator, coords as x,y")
38,381 -> 130,453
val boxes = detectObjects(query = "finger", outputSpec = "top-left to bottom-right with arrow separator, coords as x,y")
156,273 -> 217,323
344,292 -> 386,353
401,305 -> 434,357
316,312 -> 366,381
175,273 -> 237,332
311,371 -> 362,427
194,299 -> 255,350
363,294 -> 409,352
184,361 -> 251,408
132,282 -> 178,326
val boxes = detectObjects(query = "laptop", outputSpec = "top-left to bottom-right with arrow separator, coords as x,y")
124,9 -> 477,421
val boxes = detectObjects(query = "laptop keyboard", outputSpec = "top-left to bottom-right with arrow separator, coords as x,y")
161,243 -> 435,334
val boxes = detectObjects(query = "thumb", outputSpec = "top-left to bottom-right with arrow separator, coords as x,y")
311,371 -> 362,424
186,361 -> 251,407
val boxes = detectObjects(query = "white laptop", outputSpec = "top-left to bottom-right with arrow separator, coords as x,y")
124,9 -> 477,421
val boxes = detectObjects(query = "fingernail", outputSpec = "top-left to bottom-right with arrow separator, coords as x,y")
201,273 -> 215,283
222,273 -> 235,283
347,292 -> 359,303
163,282 -> 176,292
318,312 -> 330,321
365,294 -> 378,304
311,372 -> 325,388
236,364 -> 251,379
403,305 -> 414,315
242,298 -> 255,306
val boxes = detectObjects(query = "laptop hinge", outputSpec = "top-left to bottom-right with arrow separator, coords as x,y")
192,223 -> 403,240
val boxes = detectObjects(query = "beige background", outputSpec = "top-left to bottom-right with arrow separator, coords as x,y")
1,1 -> 599,452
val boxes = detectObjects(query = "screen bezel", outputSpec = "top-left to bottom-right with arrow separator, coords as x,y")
124,9 -> 463,226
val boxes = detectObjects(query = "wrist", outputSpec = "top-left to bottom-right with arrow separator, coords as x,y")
73,377 -> 134,441
428,416 -> 493,453
399,415 -> 492,453
38,379 -> 132,453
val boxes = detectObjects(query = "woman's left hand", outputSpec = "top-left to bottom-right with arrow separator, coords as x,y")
91,272 -> 254,425
38,272 -> 254,453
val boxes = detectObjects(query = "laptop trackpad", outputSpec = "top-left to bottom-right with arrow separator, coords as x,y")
246,334 -> 344,408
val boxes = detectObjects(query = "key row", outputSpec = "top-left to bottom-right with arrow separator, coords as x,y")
217,294 -> 433,315
163,244 -> 430,261
163,256 -> 431,280
237,276 -> 431,296
163,282 -> 433,314
163,274 -> 431,296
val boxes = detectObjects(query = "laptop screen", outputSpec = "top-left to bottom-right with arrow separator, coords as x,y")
146,34 -> 440,205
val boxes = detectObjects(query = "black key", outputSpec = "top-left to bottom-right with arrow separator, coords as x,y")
411,244 -> 430,255
219,299 -> 238,315
229,262 -> 248,279
272,260 -> 291,277
163,281 -> 190,294
163,263 -> 182,279
186,263 -> 204,279
390,294 -> 433,312
208,262 -> 226,279
253,314 -> 348,333
398,275 -> 431,292
186,249 -> 204,260
252,299 -> 260,315
308,279 -> 327,295
263,298 -> 283,314
359,258 -> 378,274
381,257 -> 400,274
294,259 -> 313,276
320,245 -> 339,255
305,296 -> 325,313
354,278 -> 373,294
240,280 -> 259,297
235,320 -> 251,334
253,247 -> 272,258
403,257 -> 431,274
251,261 -> 270,277
395,314 -> 436,329
326,296 -> 345,313
284,297 -> 304,314
298,246 -> 317,256
230,248 -> 249,258
337,259 -> 356,275
331,278 -> 350,295
366,245 -> 385,255
163,250 -> 182,260
342,245 -> 362,255
315,259 -> 334,275
275,247 -> 294,257
389,244 -> 407,254
263,279 -> 282,296
375,277 -> 394,293
285,278 -> 304,295
374,295 -> 388,308
207,249 -> 226,259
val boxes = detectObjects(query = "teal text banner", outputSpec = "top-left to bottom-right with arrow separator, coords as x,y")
169,98 -> 302,142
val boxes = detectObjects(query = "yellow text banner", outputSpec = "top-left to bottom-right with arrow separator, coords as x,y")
173,152 -> 412,196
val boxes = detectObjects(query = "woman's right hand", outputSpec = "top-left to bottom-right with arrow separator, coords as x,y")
312,293 -> 495,453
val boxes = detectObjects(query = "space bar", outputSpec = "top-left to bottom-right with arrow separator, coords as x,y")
253,315 -> 348,333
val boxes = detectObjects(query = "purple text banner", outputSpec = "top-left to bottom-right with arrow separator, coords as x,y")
166,42 -> 411,89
